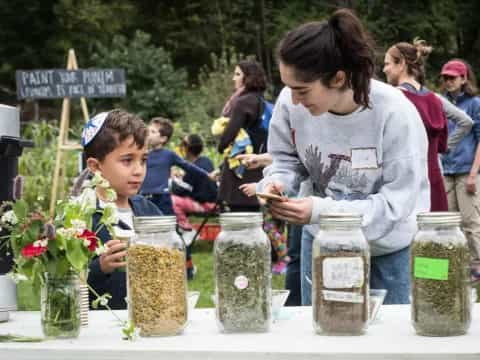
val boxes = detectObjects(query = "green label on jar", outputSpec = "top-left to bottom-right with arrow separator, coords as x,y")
414,257 -> 449,280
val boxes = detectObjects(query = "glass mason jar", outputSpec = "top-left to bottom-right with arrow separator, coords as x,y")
411,212 -> 471,336
214,212 -> 271,333
312,213 -> 369,335
41,271 -> 81,338
129,216 -> 187,337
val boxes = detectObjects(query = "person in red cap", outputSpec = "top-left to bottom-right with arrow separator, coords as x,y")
440,59 -> 480,279
384,40 -> 473,212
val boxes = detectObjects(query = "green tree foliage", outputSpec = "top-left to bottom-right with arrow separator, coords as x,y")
177,49 -> 239,144
90,30 -> 188,120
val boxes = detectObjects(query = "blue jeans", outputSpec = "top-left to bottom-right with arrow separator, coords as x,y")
300,228 -> 410,305
285,224 -> 302,306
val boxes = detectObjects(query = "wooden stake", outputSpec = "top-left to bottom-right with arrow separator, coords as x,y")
49,49 -> 89,217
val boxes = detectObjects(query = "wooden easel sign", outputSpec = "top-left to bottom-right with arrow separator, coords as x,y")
15,49 -> 127,217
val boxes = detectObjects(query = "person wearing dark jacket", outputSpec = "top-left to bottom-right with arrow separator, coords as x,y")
81,109 -> 163,310
217,60 -> 268,212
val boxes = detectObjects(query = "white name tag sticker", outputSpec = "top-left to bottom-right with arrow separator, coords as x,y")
351,147 -> 378,169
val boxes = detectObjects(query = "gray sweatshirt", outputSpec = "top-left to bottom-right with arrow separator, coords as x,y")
259,80 -> 430,256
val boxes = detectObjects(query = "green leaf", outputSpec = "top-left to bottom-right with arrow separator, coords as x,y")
65,237 -> 88,272
0,334 -> 44,342
92,293 -> 112,309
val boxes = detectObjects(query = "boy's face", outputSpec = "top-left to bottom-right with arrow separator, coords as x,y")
147,124 -> 167,148
87,135 -> 148,200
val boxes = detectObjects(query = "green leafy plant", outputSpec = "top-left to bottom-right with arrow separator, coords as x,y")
0,172 -> 139,340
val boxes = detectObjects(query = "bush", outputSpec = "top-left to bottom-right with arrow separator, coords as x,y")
19,120 -> 79,214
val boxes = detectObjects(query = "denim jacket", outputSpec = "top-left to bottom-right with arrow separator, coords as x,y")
87,195 -> 162,309
441,92 -> 480,175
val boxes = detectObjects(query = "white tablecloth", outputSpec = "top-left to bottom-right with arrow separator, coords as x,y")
1,305 -> 480,359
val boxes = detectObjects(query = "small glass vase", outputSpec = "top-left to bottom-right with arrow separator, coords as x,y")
41,272 -> 81,339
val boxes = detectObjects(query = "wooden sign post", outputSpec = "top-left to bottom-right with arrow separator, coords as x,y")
16,50 -> 127,217
50,49 -> 89,217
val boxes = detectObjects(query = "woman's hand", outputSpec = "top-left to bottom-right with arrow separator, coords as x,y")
236,153 -> 272,170
99,239 -> 127,273
239,183 -> 257,197
268,197 -> 313,225
466,174 -> 478,194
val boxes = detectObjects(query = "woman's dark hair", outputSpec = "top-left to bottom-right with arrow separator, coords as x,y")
237,60 -> 267,92
463,61 -> 479,96
278,8 -> 375,108
387,38 -> 432,85
183,134 -> 204,156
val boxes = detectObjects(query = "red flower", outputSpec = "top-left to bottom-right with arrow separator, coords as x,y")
78,229 -> 98,252
21,243 -> 47,258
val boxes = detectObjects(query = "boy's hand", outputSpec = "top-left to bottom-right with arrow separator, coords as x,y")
99,239 -> 127,273
209,169 -> 221,182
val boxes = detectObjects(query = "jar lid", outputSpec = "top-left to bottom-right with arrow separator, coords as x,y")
219,212 -> 263,226
417,212 -> 461,225
133,216 -> 176,232
319,213 -> 363,226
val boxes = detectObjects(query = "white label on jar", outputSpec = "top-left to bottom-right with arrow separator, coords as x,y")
322,290 -> 364,303
234,275 -> 249,290
322,257 -> 364,288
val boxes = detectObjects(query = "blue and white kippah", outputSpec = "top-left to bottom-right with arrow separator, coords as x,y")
81,112 -> 109,147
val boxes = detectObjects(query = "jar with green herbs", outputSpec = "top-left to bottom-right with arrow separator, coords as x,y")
411,212 -> 471,336
129,216 -> 187,337
312,213 -> 369,335
214,212 -> 271,333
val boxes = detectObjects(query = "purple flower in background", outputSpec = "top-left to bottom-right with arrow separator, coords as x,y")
12,175 -> 24,201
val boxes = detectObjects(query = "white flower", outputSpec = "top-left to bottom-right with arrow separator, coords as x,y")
1,210 -> 18,225
83,238 -> 91,248
57,227 -> 76,238
9,273 -> 28,283
95,244 -> 107,256
71,219 -> 87,233
33,238 -> 48,247
74,187 -> 97,211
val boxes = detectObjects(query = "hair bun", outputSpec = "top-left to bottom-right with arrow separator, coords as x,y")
413,38 -> 433,60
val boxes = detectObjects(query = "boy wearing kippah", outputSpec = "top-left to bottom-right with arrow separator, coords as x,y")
82,109 -> 162,309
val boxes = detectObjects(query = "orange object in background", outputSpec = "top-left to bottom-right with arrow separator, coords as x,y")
191,223 -> 221,241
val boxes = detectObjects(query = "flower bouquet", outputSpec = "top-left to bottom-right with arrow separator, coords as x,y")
0,172 -> 117,339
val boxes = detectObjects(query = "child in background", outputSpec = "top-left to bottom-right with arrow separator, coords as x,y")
140,118 -> 210,280
82,109 -> 163,310
171,134 -> 218,233
140,117 -> 210,217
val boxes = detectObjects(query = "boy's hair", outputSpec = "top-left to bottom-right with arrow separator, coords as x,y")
183,134 -> 204,156
84,109 -> 147,161
151,117 -> 174,142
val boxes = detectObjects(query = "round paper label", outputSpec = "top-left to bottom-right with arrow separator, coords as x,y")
234,275 -> 249,290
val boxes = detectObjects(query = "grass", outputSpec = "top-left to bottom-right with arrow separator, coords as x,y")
17,239 -> 285,310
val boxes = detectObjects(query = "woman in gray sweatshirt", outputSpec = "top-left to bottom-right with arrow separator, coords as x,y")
257,9 -> 430,304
